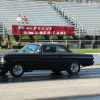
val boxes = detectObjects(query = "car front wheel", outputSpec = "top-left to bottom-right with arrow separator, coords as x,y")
10,62 -> 24,77
67,63 -> 80,75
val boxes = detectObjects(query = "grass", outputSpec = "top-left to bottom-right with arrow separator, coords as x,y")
2,42 -> 29,46
0,48 -> 100,53
0,49 -> 20,52
71,49 -> 100,53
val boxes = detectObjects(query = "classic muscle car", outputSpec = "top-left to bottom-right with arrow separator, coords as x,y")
0,43 -> 94,77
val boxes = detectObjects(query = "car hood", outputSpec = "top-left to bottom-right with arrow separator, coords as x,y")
0,50 -> 18,56
0,50 -> 18,53
0,50 -> 37,56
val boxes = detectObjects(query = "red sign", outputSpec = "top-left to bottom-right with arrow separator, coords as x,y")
52,26 -> 66,35
12,25 -> 74,36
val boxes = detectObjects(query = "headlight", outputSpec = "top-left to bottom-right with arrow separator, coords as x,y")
0,57 -> 5,63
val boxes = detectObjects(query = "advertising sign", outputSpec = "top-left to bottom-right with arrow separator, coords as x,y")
12,25 -> 74,35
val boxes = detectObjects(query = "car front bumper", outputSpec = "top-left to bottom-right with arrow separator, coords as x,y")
0,63 -> 8,70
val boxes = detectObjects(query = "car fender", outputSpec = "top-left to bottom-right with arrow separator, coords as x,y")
11,60 -> 28,71
69,61 -> 80,66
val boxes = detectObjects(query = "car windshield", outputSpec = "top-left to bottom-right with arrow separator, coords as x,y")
19,44 -> 40,52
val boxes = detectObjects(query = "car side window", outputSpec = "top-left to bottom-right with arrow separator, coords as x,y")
43,45 -> 56,53
57,46 -> 67,53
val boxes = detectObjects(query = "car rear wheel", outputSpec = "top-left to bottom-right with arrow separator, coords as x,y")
0,68 -> 8,75
67,63 -> 80,75
51,70 -> 61,74
10,62 -> 24,77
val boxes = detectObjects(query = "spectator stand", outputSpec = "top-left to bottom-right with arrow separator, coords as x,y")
0,1 -> 100,49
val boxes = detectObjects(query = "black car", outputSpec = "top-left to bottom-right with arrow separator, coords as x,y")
0,43 -> 94,77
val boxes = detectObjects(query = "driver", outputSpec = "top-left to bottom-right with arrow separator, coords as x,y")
43,46 -> 47,53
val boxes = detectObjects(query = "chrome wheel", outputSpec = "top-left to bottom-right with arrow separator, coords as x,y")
13,65 -> 23,75
10,62 -> 24,77
67,63 -> 80,75
70,63 -> 79,73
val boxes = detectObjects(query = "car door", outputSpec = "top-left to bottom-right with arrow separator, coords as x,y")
33,45 -> 59,70
19,44 -> 40,70
56,45 -> 69,69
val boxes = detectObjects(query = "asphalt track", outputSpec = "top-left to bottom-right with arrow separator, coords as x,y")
0,65 -> 100,100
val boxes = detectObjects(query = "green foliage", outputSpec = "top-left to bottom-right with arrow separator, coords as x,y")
52,36 -> 58,39
35,35 -> 45,39
2,35 -> 88,41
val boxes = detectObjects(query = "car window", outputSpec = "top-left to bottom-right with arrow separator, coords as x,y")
20,45 -> 29,52
57,46 -> 67,53
20,44 -> 39,52
43,45 -> 56,53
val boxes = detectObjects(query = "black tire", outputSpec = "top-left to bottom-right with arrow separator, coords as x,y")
0,68 -> 8,75
51,70 -> 61,74
10,62 -> 24,77
67,63 -> 80,75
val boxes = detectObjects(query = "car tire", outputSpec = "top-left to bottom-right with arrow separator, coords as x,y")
51,70 -> 61,74
0,68 -> 8,75
67,63 -> 80,75
10,62 -> 24,77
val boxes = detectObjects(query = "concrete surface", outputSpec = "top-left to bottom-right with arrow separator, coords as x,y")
0,65 -> 100,100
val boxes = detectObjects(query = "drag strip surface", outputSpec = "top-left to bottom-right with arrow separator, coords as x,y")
0,65 -> 100,100
0,65 -> 100,83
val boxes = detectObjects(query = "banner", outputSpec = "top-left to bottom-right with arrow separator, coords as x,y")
52,26 -> 66,35
12,25 -> 74,35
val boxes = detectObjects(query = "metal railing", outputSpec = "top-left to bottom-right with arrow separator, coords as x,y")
0,21 -> 5,39
0,0 -> 100,2
52,1 -> 84,33
0,0 -> 100,40
37,40 -> 100,49
52,1 -> 100,36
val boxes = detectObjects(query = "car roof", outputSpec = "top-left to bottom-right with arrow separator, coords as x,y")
28,42 -> 63,46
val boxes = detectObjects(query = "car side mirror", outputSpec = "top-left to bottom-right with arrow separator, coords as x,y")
37,50 -> 39,53
37,50 -> 41,54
